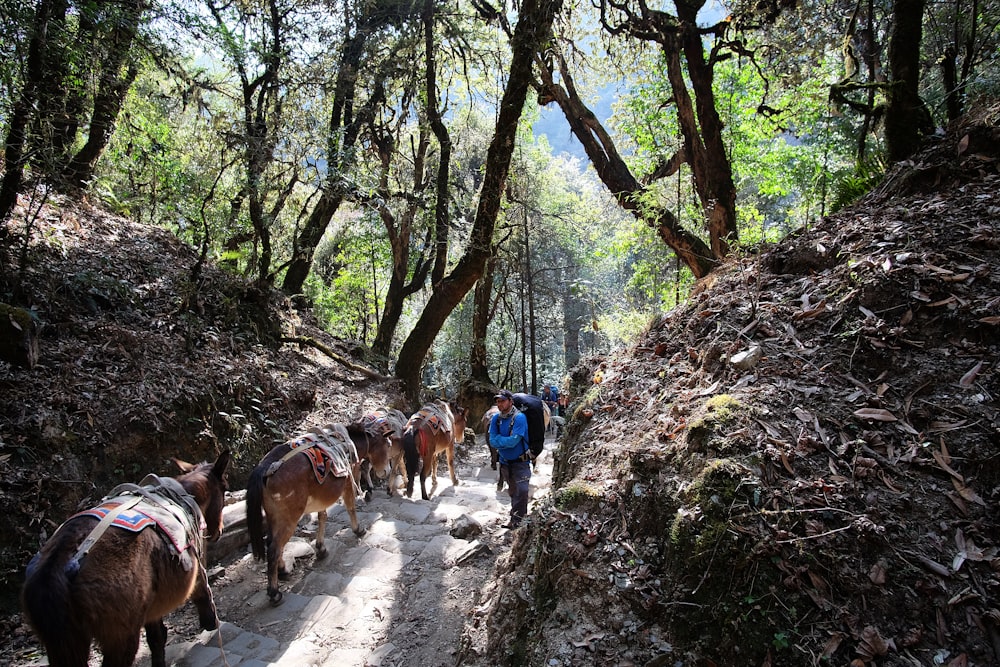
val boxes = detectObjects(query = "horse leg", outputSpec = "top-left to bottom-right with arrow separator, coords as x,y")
420,463 -> 430,501
98,630 -> 142,667
430,451 -> 439,486
446,444 -> 458,486
342,484 -> 366,536
190,563 -> 219,630
144,620 -> 168,667
315,510 -> 328,560
266,520 -> 296,605
360,461 -> 373,502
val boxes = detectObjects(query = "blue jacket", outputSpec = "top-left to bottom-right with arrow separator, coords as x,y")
489,408 -> 529,464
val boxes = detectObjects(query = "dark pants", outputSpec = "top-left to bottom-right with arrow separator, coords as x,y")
502,460 -> 531,526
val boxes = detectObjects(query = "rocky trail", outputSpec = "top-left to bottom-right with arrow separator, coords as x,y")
13,434 -> 554,667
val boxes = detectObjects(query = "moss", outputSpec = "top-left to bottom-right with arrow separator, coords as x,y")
670,458 -> 754,554
686,394 -> 745,452
554,480 -> 603,510
704,393 -> 740,417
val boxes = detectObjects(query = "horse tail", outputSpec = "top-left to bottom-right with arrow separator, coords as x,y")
21,547 -> 82,662
402,429 -> 420,492
246,460 -> 268,561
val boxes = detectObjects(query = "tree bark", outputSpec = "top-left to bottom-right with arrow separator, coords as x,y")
469,253 -> 497,382
885,0 -> 933,162
370,127 -> 433,360
393,0 -> 562,403
281,20 -> 378,294
0,0 -> 67,225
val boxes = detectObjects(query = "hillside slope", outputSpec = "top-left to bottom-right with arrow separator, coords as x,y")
477,106 -> 1000,666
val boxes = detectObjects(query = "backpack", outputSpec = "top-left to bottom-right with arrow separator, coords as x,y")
511,393 -> 546,457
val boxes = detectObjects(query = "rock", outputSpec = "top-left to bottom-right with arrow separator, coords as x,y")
729,345 -> 762,370
449,513 -> 483,539
0,303 -> 39,368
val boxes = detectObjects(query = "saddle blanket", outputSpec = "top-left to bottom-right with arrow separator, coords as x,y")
74,497 -> 193,556
362,410 -> 399,438
276,424 -> 357,484
407,404 -> 453,435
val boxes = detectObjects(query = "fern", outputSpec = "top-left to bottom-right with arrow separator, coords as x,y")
830,155 -> 885,213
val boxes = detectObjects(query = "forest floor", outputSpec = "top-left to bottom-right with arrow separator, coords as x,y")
1,102 -> 999,666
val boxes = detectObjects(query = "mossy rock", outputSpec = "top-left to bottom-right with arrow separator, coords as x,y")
554,480 -> 603,511
0,303 -> 39,368
686,394 -> 744,452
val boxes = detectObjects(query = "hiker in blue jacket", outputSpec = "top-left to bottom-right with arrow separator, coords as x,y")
489,389 -> 531,528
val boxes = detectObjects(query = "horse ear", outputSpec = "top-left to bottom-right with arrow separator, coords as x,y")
212,450 -> 232,479
173,458 -> 195,473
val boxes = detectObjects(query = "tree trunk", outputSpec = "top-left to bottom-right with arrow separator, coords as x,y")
281,24 -> 374,295
885,0 -> 933,162
0,0 -> 67,225
424,0 -> 452,287
371,120 -> 432,359
469,254 -> 497,382
393,0 -> 562,403
671,11 -> 738,257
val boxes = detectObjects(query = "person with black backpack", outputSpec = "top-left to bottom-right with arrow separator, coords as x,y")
511,392 -> 546,462
489,390 -> 531,528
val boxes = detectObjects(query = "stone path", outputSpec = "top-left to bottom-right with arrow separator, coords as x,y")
132,436 -> 553,667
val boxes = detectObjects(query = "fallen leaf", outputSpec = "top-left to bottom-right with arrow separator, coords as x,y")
780,451 -> 794,475
932,450 -> 964,482
794,407 -> 814,422
869,561 -> 887,585
856,625 -> 890,659
952,477 -> 986,506
821,632 -> 845,659
948,653 -> 968,667
929,419 -> 967,432
853,408 -> 898,422
929,295 -> 958,307
959,360 -> 984,387
957,133 -> 970,155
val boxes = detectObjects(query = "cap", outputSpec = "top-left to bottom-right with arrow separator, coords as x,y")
494,389 -> 513,401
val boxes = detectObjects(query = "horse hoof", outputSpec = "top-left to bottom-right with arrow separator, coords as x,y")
354,526 -> 367,537
490,463 -> 497,470
278,569 -> 290,581
268,591 -> 284,607
364,490 -> 373,502
316,547 -> 328,560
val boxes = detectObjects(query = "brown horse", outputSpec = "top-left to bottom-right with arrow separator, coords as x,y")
21,451 -> 231,667
246,422 -> 390,605
402,401 -> 468,500
362,407 -> 409,497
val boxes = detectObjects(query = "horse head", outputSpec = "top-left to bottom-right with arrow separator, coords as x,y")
449,402 -> 469,443
349,422 -> 392,480
174,450 -> 231,542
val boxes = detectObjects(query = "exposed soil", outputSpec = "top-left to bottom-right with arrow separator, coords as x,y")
1,102 -> 999,667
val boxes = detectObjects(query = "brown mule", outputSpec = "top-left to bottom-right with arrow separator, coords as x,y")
362,407 -> 409,497
245,422 -> 390,605
21,451 -> 231,667
402,401 -> 468,500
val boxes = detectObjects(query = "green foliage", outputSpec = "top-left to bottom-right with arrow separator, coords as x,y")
830,154 -> 886,213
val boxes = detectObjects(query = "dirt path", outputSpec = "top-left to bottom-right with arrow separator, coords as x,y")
120,435 -> 553,667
